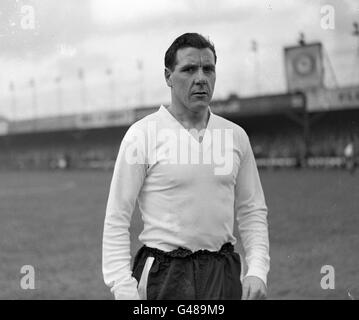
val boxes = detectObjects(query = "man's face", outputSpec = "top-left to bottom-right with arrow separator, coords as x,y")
165,47 -> 216,112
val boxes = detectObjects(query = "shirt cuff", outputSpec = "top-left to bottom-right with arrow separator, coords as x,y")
111,277 -> 141,300
244,266 -> 268,287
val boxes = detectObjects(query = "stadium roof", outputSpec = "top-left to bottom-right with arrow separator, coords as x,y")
306,85 -> 359,112
6,86 -> 359,135
5,92 -> 307,135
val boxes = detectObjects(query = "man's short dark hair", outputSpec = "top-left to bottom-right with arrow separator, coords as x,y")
165,33 -> 217,71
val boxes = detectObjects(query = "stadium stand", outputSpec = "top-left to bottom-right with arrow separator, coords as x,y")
0,92 -> 358,170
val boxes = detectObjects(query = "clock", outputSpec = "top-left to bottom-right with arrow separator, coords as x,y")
293,53 -> 315,76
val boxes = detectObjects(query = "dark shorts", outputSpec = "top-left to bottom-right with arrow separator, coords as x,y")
132,243 -> 242,300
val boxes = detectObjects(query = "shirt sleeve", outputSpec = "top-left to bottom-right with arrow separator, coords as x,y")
234,129 -> 270,286
102,125 -> 147,299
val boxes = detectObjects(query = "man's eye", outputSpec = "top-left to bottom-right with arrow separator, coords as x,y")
184,67 -> 196,72
203,67 -> 215,73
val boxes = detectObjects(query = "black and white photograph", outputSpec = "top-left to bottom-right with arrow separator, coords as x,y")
0,0 -> 358,301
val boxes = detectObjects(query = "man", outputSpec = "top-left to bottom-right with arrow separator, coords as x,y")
344,136 -> 356,174
102,33 -> 270,300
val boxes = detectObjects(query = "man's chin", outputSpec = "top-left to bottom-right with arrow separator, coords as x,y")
189,101 -> 210,112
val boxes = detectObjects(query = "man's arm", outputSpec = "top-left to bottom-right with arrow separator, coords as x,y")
234,129 -> 270,299
102,126 -> 147,300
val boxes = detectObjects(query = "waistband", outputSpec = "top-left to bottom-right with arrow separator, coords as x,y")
141,242 -> 234,259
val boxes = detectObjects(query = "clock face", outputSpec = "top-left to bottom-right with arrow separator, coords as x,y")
293,53 -> 315,76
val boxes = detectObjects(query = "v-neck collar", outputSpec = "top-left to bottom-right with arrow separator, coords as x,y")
159,105 -> 213,146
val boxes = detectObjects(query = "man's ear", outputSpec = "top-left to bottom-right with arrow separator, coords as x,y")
164,68 -> 172,88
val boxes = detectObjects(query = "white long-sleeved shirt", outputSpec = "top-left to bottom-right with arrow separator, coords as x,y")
102,105 -> 270,299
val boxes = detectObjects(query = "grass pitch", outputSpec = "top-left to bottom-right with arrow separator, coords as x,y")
0,168 -> 358,299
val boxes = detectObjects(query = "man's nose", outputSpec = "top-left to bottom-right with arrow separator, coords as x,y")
194,68 -> 206,84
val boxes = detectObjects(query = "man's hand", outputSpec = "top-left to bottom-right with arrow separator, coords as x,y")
241,276 -> 267,300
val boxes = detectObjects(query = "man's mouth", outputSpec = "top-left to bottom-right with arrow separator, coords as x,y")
192,92 -> 208,96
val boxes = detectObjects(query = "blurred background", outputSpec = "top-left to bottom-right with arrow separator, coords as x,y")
0,0 -> 358,299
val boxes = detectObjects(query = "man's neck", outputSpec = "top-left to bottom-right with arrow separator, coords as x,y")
167,103 -> 210,130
